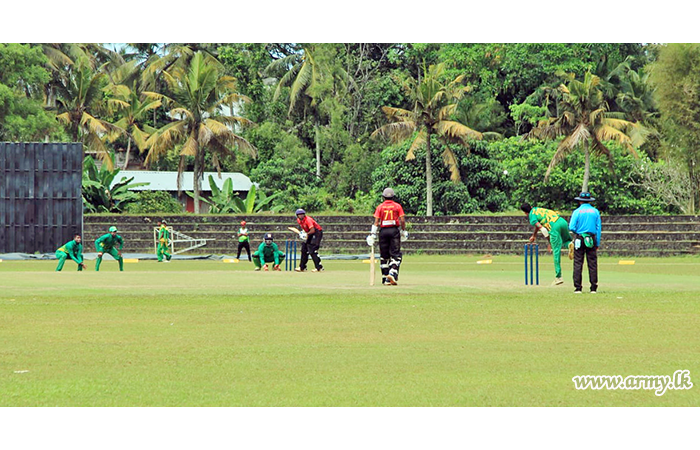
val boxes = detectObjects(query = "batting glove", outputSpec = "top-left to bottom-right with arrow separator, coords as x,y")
299,231 -> 308,240
366,234 -> 376,247
400,230 -> 409,242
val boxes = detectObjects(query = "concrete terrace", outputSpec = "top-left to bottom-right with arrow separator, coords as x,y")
84,215 -> 700,257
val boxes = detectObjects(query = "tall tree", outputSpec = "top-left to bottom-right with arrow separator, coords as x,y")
266,45 -> 347,178
145,52 -> 257,213
54,58 -> 122,169
649,43 -> 700,213
371,63 -> 483,216
526,70 -> 644,192
104,60 -> 162,169
0,43 -> 58,140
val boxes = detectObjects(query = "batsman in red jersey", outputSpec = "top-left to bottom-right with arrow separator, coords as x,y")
367,188 -> 408,285
294,208 -> 324,272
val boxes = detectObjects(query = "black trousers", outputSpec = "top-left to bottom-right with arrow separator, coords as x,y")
237,241 -> 251,260
573,245 -> 598,291
379,227 -> 402,280
300,230 -> 323,270
379,226 -> 402,261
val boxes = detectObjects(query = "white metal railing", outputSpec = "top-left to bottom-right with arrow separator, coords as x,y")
153,227 -> 215,255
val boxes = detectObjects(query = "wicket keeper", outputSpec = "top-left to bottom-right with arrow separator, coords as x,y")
95,226 -> 125,271
367,188 -> 408,285
157,220 -> 172,262
55,234 -> 86,271
520,203 -> 573,286
294,209 -> 324,272
253,233 -> 285,271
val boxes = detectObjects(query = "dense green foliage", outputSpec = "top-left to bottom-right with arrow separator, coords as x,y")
2,43 -> 696,215
188,176 -> 282,214
371,136 -> 675,215
0,44 -> 60,140
122,191 -> 183,214
82,155 -> 149,212
649,43 -> 700,212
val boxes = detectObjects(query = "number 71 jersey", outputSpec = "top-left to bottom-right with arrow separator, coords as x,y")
374,200 -> 405,228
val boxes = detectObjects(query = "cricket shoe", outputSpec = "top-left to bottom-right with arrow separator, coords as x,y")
574,290 -> 582,294
590,290 -> 597,294
551,277 -> 563,286
294,267 -> 307,272
312,268 -> 324,272
568,242 -> 575,260
386,271 -> 398,285
254,267 -> 261,271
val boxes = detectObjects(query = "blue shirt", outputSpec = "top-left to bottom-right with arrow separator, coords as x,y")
569,203 -> 601,246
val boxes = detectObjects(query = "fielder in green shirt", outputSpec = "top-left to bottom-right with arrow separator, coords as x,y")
55,234 -> 86,271
157,220 -> 172,263
521,203 -> 574,285
253,233 -> 286,271
95,226 -> 125,271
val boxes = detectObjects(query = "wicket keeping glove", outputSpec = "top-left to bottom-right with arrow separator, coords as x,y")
401,230 -> 409,242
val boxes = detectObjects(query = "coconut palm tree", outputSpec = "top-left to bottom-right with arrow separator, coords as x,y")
371,63 -> 483,216
145,52 -> 257,213
54,58 -> 122,170
265,46 -> 346,178
526,70 -> 644,192
104,60 -> 162,169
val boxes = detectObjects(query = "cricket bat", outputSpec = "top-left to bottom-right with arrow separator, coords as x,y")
287,227 -> 302,235
370,244 -> 376,286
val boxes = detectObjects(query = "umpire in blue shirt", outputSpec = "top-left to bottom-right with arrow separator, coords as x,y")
568,192 -> 602,294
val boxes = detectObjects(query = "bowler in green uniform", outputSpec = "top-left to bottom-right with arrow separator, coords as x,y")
157,220 -> 172,263
55,234 -> 86,271
95,226 -> 125,271
521,203 -> 574,285
253,233 -> 285,271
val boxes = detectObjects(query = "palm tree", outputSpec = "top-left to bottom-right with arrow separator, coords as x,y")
371,63 -> 483,216
54,59 -> 122,170
526,70 -> 644,192
265,46 -> 345,178
41,44 -> 122,108
104,60 -> 162,169
145,52 -> 257,213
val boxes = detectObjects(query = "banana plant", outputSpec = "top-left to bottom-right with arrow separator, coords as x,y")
82,155 -> 150,212
188,175 -> 283,214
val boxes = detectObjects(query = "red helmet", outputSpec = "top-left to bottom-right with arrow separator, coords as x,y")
241,221 -> 246,226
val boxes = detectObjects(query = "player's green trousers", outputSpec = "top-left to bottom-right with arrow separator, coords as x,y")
157,243 -> 171,262
550,217 -> 572,278
95,248 -> 123,271
253,251 -> 285,268
55,251 -> 82,271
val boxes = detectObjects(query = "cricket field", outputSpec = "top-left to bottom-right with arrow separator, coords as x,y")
1,255 -> 699,407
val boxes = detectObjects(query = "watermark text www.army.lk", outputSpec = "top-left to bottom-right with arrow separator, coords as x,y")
572,370 -> 693,396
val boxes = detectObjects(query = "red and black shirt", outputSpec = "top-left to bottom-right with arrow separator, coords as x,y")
373,200 -> 405,228
297,215 -> 323,233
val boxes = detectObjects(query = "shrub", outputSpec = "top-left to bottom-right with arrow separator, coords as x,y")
124,191 -> 183,214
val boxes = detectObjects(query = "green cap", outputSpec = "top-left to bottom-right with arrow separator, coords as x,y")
109,226 -> 118,232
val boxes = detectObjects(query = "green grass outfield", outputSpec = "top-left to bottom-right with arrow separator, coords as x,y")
1,255 -> 699,406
